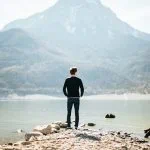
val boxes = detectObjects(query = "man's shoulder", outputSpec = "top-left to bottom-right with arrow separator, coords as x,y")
66,76 -> 82,81
76,77 -> 81,80
74,77 -> 82,82
65,77 -> 70,81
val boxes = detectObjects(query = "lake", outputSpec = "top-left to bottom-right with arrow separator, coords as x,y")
0,97 -> 150,144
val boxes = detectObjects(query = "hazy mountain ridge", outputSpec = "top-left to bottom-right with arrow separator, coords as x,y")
3,0 -> 150,60
0,0 -> 150,96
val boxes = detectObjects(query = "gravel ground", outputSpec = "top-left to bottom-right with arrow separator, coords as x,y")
0,128 -> 150,150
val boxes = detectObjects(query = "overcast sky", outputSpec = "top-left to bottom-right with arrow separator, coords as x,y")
0,0 -> 150,33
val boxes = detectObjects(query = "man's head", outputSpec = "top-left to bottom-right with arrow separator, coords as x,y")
70,67 -> 77,75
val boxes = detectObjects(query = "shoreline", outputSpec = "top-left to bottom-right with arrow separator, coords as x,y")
0,93 -> 150,101
0,127 -> 147,145
0,129 -> 149,150
0,122 -> 150,150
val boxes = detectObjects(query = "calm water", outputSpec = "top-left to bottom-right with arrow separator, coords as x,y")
0,99 -> 150,144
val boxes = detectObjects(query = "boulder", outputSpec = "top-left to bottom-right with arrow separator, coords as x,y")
110,114 -> 115,118
53,121 -> 68,128
144,128 -> 150,138
105,114 -> 116,118
33,125 -> 52,135
20,141 -> 31,145
144,128 -> 150,133
105,114 -> 110,118
51,124 -> 60,130
25,132 -> 43,141
87,123 -> 96,126
51,128 -> 59,133
29,136 -> 37,142
76,133 -> 100,141
53,121 -> 62,126
144,130 -> 150,138
60,123 -> 68,128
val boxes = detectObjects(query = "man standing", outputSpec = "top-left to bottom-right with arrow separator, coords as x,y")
63,67 -> 84,129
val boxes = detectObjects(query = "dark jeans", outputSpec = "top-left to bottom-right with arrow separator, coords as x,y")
67,97 -> 80,128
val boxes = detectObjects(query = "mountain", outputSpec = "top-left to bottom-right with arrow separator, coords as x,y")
0,29 -> 68,96
3,0 -> 150,59
1,0 -> 150,95
0,28 -> 133,96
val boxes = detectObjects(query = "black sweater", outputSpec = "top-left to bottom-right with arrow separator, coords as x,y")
63,76 -> 84,98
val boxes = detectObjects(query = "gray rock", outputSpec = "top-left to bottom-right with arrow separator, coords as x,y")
144,128 -> 150,138
60,123 -> 68,128
33,125 -> 52,135
53,121 -> 62,126
29,136 -> 37,142
20,141 -> 31,145
87,123 -> 96,126
105,114 -> 116,118
53,121 -> 68,128
76,132 -> 100,141
145,131 -> 150,138
25,132 -> 43,141
51,124 -> 60,130
144,128 -> 150,133
51,128 -> 59,133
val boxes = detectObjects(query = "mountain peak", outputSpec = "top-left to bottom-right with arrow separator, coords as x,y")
55,0 -> 102,6
3,0 -> 150,48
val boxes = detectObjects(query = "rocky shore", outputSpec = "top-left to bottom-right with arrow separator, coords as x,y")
0,122 -> 150,150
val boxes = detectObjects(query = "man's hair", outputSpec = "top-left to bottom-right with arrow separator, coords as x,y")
70,67 -> 77,75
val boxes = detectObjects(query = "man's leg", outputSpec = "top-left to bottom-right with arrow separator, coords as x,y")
74,99 -> 80,128
67,98 -> 73,127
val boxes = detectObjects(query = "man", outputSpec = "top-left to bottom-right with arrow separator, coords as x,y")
63,67 -> 84,129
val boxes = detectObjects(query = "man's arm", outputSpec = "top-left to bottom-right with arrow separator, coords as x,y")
79,79 -> 84,97
63,79 -> 68,97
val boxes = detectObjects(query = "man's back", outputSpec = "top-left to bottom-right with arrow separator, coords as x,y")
63,76 -> 84,98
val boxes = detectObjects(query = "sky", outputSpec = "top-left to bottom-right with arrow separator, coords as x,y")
0,0 -> 150,33
101,0 -> 150,33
